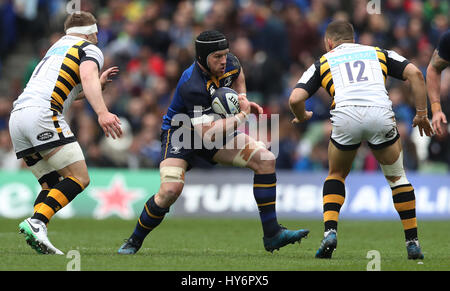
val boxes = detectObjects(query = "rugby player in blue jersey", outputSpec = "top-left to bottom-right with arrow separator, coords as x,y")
118,30 -> 309,255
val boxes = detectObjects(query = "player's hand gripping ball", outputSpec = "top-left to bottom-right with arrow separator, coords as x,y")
211,87 -> 241,117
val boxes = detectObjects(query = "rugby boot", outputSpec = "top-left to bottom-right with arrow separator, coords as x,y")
406,239 -> 424,260
315,229 -> 337,259
118,237 -> 143,255
19,218 -> 64,255
263,225 -> 309,253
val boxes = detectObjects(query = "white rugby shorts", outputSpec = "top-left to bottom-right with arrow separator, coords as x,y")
9,107 -> 77,158
330,106 -> 399,151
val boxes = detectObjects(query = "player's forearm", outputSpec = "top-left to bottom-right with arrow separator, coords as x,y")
76,75 -> 108,101
81,74 -> 109,116
290,100 -> 306,119
403,64 -> 427,114
213,111 -> 247,133
79,61 -> 111,116
426,64 -> 442,113
203,112 -> 248,141
409,72 -> 428,115
289,88 -> 308,119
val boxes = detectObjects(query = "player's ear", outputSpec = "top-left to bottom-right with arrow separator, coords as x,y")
325,38 -> 333,52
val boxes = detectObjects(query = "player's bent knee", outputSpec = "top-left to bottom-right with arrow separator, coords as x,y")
258,151 -> 276,172
233,140 -> 267,168
158,183 -> 183,206
380,151 -> 409,187
159,166 -> 185,205
160,184 -> 183,198
28,158 -> 55,182
247,149 -> 276,174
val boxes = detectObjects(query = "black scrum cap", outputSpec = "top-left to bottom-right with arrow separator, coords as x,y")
195,30 -> 229,72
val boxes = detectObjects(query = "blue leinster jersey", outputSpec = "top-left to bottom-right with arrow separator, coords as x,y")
161,53 -> 241,131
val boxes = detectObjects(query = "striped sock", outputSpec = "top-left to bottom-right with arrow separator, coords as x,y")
131,195 -> 169,241
33,189 -> 50,214
34,171 -> 62,214
32,176 -> 84,224
323,177 -> 346,232
392,184 -> 418,241
253,173 -> 281,238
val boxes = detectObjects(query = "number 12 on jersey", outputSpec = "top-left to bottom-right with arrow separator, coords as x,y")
340,60 -> 373,87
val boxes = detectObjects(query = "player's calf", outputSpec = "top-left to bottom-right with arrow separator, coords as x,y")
32,176 -> 85,225
119,193 -> 171,255
118,165 -> 184,254
123,194 -> 170,252
322,176 -> 346,234
244,147 -> 280,237
380,151 -> 422,258
35,171 -> 63,214
315,176 -> 345,259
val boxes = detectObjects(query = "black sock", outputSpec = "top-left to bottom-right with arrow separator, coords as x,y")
32,176 -> 83,224
254,173 -> 281,238
323,177 -> 346,232
131,195 -> 169,242
392,184 -> 418,241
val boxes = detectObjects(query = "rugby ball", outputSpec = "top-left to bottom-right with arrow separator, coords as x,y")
211,87 -> 240,117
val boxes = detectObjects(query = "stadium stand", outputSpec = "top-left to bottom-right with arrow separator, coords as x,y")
0,0 -> 448,172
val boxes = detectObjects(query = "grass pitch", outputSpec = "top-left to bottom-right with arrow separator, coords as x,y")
1,217 -> 449,271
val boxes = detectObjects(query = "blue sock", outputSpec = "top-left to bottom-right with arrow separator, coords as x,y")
253,173 -> 281,238
131,195 -> 169,242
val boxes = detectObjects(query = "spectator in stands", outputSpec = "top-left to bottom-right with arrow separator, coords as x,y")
0,0 -> 448,173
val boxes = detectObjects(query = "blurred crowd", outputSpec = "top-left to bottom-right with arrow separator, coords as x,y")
0,0 -> 449,173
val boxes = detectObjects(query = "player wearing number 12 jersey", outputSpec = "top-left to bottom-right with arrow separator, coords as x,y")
289,20 -> 433,260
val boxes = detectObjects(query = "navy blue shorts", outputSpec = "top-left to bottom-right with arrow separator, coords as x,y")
160,128 -> 239,170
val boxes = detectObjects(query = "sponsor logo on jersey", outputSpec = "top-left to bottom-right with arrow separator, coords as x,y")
170,146 -> 181,155
385,127 -> 397,139
37,131 -> 54,141
223,76 -> 232,87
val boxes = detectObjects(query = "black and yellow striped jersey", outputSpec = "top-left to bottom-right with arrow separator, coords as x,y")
13,35 -> 104,114
295,43 -> 410,109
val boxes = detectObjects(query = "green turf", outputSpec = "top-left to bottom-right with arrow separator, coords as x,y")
0,217 -> 449,271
